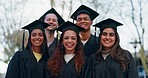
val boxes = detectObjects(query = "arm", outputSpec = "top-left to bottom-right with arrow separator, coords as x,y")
5,51 -> 20,78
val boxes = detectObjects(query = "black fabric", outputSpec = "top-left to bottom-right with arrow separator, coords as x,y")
93,18 -> 123,32
22,20 -> 49,34
83,34 -> 99,57
5,49 -> 50,78
39,8 -> 65,26
89,51 -> 139,78
50,56 -> 91,78
70,5 -> 99,21
57,21 -> 84,34
47,38 -> 58,58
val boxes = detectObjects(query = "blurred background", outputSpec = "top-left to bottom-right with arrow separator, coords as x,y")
0,0 -> 148,78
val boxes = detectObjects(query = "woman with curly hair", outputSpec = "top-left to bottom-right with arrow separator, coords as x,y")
90,18 -> 139,78
47,21 -> 90,78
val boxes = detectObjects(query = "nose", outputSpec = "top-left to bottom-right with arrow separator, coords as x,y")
105,35 -> 110,40
35,35 -> 40,39
67,38 -> 72,42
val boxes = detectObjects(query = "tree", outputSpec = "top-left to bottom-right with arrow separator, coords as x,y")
129,0 -> 148,74
0,0 -> 28,63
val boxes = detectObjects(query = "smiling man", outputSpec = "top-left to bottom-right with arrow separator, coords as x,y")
70,5 -> 100,57
39,8 -> 65,58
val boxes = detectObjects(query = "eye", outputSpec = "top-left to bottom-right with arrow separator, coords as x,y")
31,33 -> 36,36
46,18 -> 51,21
53,19 -> 57,22
77,18 -> 82,22
72,37 -> 76,40
84,17 -> 89,21
64,36 -> 69,40
39,33 -> 43,37
102,32 -> 107,36
109,33 -> 115,37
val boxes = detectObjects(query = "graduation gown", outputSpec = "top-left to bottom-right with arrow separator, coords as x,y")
47,38 -> 58,58
89,51 -> 139,78
83,34 -> 99,57
5,49 -> 50,78
55,56 -> 91,78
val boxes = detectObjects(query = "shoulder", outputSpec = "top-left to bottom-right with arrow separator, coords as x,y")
13,49 -> 31,59
124,50 -> 133,59
12,50 -> 24,58
90,34 -> 99,39
89,53 -> 96,59
90,34 -> 99,43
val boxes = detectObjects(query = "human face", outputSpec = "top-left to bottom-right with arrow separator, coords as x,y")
44,14 -> 59,30
31,29 -> 44,48
62,30 -> 77,54
101,28 -> 116,50
76,14 -> 92,31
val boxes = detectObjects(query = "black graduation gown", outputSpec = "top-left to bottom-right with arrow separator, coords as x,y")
5,49 -> 50,78
56,56 -> 91,78
83,34 -> 99,57
47,38 -> 58,58
90,52 -> 139,78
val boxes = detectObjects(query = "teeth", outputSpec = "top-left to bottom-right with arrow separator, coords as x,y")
34,41 -> 40,43
80,25 -> 85,27
67,44 -> 72,46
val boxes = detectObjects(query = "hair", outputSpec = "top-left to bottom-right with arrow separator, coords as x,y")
47,29 -> 84,77
25,29 -> 49,61
96,29 -> 130,71
76,10 -> 92,21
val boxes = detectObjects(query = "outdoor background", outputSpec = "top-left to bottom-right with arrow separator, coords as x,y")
0,0 -> 148,78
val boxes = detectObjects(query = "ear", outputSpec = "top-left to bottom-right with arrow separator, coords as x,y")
90,21 -> 93,25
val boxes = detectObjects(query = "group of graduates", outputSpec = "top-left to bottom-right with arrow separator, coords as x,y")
5,5 -> 139,78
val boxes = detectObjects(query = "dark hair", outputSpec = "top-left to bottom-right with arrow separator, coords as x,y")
96,29 -> 129,71
47,29 -> 84,77
76,10 -> 92,21
25,29 -> 48,61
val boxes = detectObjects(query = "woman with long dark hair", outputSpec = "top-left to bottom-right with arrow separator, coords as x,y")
90,18 -> 139,78
47,21 -> 90,78
5,20 -> 50,78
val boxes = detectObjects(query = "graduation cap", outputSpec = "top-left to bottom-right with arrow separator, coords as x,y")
21,20 -> 49,50
94,18 -> 123,32
57,21 -> 84,34
22,20 -> 50,34
70,5 -> 99,21
39,8 -> 65,26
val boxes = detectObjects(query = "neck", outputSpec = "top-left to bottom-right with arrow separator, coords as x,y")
65,50 -> 75,54
32,46 -> 41,53
46,30 -> 55,42
101,49 -> 111,54
80,30 -> 91,41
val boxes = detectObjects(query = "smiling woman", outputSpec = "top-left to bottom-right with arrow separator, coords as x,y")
5,20 -> 50,78
31,29 -> 44,52
62,30 -> 77,54
90,18 -> 139,78
47,21 -> 91,78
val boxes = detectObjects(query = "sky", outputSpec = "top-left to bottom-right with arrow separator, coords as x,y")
0,0 -> 148,58
0,0 -> 148,75
23,0 -> 148,52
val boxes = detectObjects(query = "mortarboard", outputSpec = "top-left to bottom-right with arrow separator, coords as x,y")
21,20 -> 49,50
39,8 -> 65,26
22,20 -> 50,34
70,5 -> 99,21
57,21 -> 84,34
94,18 -> 123,32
